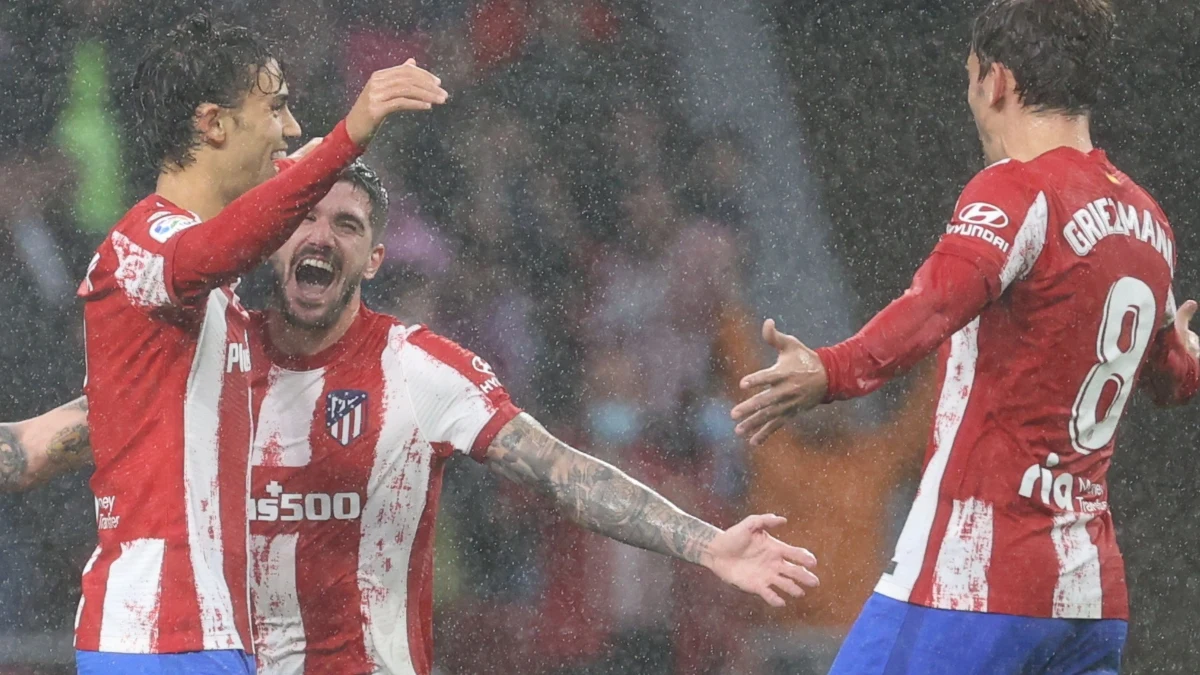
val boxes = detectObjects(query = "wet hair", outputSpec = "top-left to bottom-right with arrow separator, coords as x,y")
132,13 -> 285,170
971,0 -> 1116,116
338,160 -> 390,242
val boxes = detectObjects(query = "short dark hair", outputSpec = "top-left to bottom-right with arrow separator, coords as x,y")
132,13 -> 285,170
971,0 -> 1115,116
339,160 -> 390,242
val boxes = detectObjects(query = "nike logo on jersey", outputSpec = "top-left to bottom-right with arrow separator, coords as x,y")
1063,197 -> 1173,271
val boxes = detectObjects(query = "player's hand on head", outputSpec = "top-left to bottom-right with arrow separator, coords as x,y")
730,319 -> 828,446
1176,299 -> 1200,360
704,514 -> 818,608
345,58 -> 449,146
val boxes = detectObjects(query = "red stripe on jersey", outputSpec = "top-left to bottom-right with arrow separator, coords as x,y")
407,455 -> 447,675
75,546 -> 118,651
217,318 -> 254,650
291,344 -> 384,674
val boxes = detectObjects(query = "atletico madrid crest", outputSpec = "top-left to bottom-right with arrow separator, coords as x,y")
327,390 -> 368,446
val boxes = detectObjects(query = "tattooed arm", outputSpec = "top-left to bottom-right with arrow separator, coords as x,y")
485,413 -> 819,606
0,396 -> 92,491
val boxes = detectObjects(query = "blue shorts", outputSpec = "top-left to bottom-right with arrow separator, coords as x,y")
829,593 -> 1127,675
76,649 -> 255,674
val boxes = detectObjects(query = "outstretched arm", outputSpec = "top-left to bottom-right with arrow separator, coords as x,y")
731,252 -> 992,445
0,396 -> 92,492
484,412 -> 818,606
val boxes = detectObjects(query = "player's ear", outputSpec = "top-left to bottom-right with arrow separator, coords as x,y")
989,63 -> 1014,108
362,243 -> 385,281
195,103 -> 227,146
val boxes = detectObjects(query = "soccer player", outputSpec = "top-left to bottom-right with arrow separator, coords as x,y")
730,0 -> 1199,672
2,161 -> 819,674
72,13 -> 446,674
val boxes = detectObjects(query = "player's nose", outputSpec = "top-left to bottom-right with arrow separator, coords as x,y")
282,107 -> 302,139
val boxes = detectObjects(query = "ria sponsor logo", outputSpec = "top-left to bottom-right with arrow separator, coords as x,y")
249,480 -> 362,522
1017,452 -> 1107,514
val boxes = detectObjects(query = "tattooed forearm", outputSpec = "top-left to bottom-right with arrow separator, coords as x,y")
486,414 -> 719,565
45,398 -> 91,474
0,396 -> 92,492
0,425 -> 28,490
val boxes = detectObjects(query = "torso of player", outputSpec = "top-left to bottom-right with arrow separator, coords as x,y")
76,196 -> 255,653
245,308 -> 517,675
879,149 -> 1174,620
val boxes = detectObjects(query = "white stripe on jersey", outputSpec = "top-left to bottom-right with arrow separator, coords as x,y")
97,538 -> 166,652
877,317 -> 981,601
251,533 -> 307,673
930,497 -> 993,611
358,324 -> 433,673
252,368 -> 323,468
999,192 -> 1048,292
183,290 -> 242,650
1051,512 -> 1102,618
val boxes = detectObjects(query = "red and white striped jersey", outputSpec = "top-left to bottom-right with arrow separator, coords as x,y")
77,197 -> 256,653
246,307 -> 520,675
877,148 -> 1177,620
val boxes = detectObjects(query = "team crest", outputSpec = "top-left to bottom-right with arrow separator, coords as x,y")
327,390 -> 368,446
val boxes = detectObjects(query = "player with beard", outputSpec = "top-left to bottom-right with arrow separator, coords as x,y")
2,161 -> 819,674
731,1 -> 1199,672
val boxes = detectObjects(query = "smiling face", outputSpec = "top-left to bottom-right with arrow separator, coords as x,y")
267,180 -> 385,330
219,59 -> 301,198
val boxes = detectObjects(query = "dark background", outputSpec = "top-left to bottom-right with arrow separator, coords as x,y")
0,0 -> 1196,672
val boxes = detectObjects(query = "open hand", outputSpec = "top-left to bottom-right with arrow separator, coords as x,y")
1176,300 -> 1199,360
345,59 -> 448,146
703,514 -> 818,607
730,319 -> 828,446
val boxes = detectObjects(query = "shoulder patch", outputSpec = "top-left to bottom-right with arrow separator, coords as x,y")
148,213 -> 201,243
956,202 -> 1010,229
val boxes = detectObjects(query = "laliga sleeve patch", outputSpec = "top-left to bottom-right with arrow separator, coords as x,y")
148,213 -> 201,243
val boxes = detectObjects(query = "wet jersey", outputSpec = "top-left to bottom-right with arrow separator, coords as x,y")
246,307 -> 520,674
75,123 -> 363,653
876,148 -> 1178,620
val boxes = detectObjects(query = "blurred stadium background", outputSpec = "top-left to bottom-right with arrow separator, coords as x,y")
0,0 -> 1197,673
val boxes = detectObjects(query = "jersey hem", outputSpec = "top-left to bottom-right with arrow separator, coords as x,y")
80,631 -> 250,655
872,576 -> 1129,621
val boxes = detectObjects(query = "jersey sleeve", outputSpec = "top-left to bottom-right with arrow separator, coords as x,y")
935,161 -> 1048,301
400,327 -> 522,462
816,251 -> 992,401
156,121 -> 362,307
86,208 -> 200,314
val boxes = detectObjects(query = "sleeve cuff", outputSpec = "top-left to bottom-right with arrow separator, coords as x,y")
329,119 -> 367,159
468,402 -> 522,462
814,344 -> 846,403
